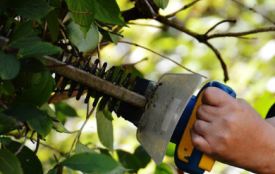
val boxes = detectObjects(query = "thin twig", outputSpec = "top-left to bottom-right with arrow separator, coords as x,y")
68,105 -> 95,157
166,0 -> 201,18
156,15 -> 198,38
122,58 -> 149,67
144,0 -> 157,18
127,22 -> 164,29
117,40 -> 207,78
231,0 -> 275,25
34,134 -> 40,155
208,26 -> 275,39
51,6 -> 93,15
14,129 -> 29,155
97,44 -> 102,69
108,31 -> 124,38
54,154 -> 63,174
204,42 -> 229,82
42,22 -> 48,41
58,19 -> 67,32
38,141 -> 66,156
30,131 -> 36,143
6,133 -> 67,156
205,19 -> 237,35
0,100 -> 8,109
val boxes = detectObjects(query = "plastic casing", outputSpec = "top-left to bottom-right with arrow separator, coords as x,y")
173,81 -> 236,174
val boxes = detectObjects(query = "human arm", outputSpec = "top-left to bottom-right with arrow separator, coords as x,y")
190,87 -> 275,174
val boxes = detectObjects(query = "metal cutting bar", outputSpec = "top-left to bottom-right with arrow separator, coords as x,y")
0,36 -> 147,108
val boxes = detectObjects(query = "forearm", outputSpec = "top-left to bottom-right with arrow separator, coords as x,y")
244,121 -> 275,174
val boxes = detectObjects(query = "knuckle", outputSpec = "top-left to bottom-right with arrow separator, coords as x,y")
203,88 -> 213,101
193,121 -> 201,131
192,138 -> 201,148
196,105 -> 204,117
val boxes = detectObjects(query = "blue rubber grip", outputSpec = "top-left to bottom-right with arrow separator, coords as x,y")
172,81 -> 236,174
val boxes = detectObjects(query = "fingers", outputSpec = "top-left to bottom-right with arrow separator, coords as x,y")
201,87 -> 234,107
193,119 -> 211,136
196,104 -> 217,122
190,128 -> 211,154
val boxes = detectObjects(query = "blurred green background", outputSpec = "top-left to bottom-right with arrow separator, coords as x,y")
28,0 -> 275,173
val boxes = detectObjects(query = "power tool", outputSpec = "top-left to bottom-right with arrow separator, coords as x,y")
0,32 -> 236,174
46,55 -> 236,174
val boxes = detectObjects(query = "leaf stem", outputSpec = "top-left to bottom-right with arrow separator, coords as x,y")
0,100 -> 8,109
68,104 -> 95,157
54,154 -> 63,174
14,129 -> 29,155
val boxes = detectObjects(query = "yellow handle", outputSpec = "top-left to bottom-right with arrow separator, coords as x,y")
177,90 -> 215,171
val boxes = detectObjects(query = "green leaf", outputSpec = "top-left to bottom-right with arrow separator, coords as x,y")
18,42 -> 62,58
2,81 -> 15,95
117,150 -> 141,170
50,0 -> 61,10
47,165 -> 62,174
96,104 -> 113,151
75,141 -> 96,154
19,58 -> 46,73
54,102 -> 78,125
99,148 -> 112,157
65,0 -> 95,37
27,110 -> 52,138
153,0 -> 169,9
7,21 -> 41,49
6,0 -> 52,20
0,137 -> 12,144
61,152 -> 129,174
40,104 -> 76,134
155,163 -> 172,174
165,142 -> 176,156
6,141 -> 43,174
66,21 -> 99,52
0,149 -> 23,174
94,0 -> 127,26
133,146 -> 151,168
98,26 -> 121,45
4,104 -> 44,122
98,99 -> 113,120
14,70 -> 55,106
54,102 -> 78,118
0,113 -> 22,134
0,51 -> 20,80
46,11 -> 60,42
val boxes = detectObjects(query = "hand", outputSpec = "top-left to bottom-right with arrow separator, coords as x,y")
190,87 -> 275,173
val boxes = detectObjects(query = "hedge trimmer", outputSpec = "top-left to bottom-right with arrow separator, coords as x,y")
0,27 -> 236,174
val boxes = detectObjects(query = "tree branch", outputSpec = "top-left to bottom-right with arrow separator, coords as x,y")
156,15 -> 199,38
166,0 -> 201,18
144,0 -> 157,18
231,0 -> 275,25
205,19 -> 237,35
208,27 -> 275,39
204,41 -> 229,82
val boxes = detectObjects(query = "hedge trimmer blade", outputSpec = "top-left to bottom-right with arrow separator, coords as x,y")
137,74 -> 202,164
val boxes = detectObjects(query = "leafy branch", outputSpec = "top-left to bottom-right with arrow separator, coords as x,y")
121,0 -> 275,81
